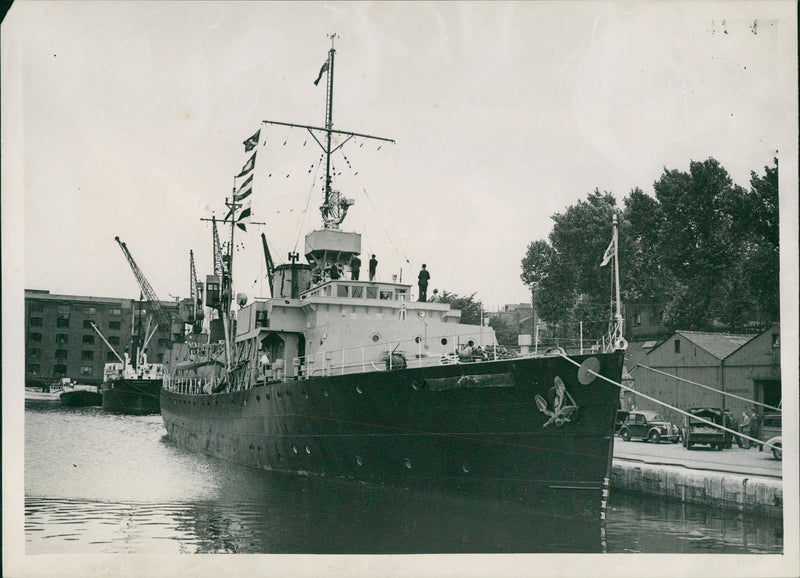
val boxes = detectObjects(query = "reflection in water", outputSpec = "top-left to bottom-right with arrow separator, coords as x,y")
24,405 -> 782,554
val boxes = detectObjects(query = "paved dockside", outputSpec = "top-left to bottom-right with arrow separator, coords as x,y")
611,439 -> 782,516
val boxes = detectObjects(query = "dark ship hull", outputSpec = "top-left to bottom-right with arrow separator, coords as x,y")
102,378 -> 162,414
60,388 -> 102,407
162,350 -> 623,543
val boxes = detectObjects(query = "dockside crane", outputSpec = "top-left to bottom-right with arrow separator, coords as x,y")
114,236 -> 173,331
188,250 -> 204,332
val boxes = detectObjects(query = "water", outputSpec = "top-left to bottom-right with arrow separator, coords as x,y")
23,405 -> 783,555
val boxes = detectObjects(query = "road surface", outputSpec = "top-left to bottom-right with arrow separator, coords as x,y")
612,437 -> 782,479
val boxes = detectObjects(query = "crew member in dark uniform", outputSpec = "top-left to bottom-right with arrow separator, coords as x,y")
417,264 -> 430,302
350,255 -> 361,280
369,254 -> 378,281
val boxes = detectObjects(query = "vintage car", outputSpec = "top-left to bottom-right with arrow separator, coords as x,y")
682,408 -> 727,450
618,410 -> 680,443
761,410 -> 782,461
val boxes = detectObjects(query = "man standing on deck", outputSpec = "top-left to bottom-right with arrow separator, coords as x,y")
417,264 -> 430,302
369,254 -> 378,281
350,255 -> 361,280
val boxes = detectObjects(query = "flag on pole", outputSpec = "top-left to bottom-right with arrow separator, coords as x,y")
236,202 -> 252,231
600,237 -> 615,267
313,60 -> 329,86
236,152 -> 257,178
243,129 -> 260,152
233,174 -> 254,202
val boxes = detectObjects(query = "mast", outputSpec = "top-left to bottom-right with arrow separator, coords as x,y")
261,34 -> 394,232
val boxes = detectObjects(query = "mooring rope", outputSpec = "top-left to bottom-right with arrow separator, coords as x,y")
557,353 -> 767,446
635,363 -> 781,413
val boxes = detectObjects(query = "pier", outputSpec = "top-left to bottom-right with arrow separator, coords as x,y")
611,439 -> 782,516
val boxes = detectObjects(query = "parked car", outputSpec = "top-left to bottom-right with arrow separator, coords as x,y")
761,411 -> 782,461
682,408 -> 726,450
618,411 -> 680,443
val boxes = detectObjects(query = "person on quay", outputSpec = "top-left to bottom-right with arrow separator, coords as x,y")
740,409 -> 751,449
418,264 -> 430,302
369,254 -> 378,281
350,254 -> 361,280
749,408 -> 761,451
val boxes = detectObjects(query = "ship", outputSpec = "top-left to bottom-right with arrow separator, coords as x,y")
93,295 -> 167,415
161,36 -> 626,551
101,351 -> 165,414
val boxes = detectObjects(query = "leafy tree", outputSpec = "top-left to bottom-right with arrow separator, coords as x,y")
621,187 -> 674,302
549,189 -> 618,302
742,158 -> 780,320
488,315 -> 518,346
438,291 -> 484,326
654,158 -> 745,329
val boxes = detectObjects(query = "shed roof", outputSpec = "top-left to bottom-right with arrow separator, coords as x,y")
676,331 -> 756,360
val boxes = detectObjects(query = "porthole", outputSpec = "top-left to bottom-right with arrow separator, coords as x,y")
356,386 -> 363,394
414,336 -> 422,343
371,333 -> 381,343
404,458 -> 412,469
292,444 -> 299,454
441,337 -> 448,346
411,381 -> 419,391
355,456 -> 363,466
462,462 -> 470,473
322,389 -> 329,397
305,446 -> 311,455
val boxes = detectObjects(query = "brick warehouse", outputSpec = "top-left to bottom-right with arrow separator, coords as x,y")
24,289 -> 184,387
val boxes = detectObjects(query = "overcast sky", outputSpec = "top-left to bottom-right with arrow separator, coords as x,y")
4,1 -> 797,309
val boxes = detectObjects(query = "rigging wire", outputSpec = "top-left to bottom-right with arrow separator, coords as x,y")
556,353 -> 768,446
291,154 -> 324,256
361,186 -> 413,272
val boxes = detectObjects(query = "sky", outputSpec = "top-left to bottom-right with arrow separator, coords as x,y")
3,1 -> 797,311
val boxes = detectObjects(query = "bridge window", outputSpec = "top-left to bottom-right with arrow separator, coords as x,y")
366,287 -> 378,299
351,285 -> 363,298
337,284 -> 349,298
379,290 -> 392,300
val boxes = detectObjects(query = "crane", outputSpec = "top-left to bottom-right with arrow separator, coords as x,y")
189,250 -> 204,332
114,236 -> 172,330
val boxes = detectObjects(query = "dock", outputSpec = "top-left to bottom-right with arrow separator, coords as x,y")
611,439 -> 782,517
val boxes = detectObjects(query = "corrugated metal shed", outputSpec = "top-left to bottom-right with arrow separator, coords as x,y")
677,331 -> 756,360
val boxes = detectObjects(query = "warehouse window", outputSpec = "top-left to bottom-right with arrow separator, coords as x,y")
53,364 -> 67,376
673,339 -> 681,354
85,307 -> 97,315
110,308 -> 121,316
83,334 -> 95,344
56,334 -> 69,344
56,318 -> 69,328
29,333 -> 42,342
81,351 -> 94,360
81,365 -> 93,375
109,321 -> 121,330
55,349 -> 68,359
109,336 -> 120,345
29,317 -> 43,327
27,364 -> 40,374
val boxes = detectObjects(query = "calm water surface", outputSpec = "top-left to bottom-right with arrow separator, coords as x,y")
24,405 -> 783,555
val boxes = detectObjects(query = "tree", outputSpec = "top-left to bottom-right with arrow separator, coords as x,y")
621,187 -> 674,302
654,158 -> 745,329
438,291 -> 484,326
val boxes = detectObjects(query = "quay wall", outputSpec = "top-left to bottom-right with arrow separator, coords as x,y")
611,459 -> 782,517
